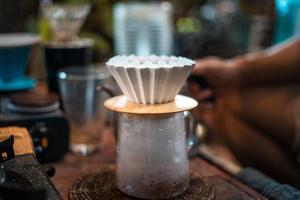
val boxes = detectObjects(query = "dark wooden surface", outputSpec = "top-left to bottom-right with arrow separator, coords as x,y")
52,129 -> 267,200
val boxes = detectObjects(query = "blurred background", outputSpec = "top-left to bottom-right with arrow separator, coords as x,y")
0,0 -> 286,81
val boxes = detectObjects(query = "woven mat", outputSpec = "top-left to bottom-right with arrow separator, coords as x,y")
69,169 -> 215,200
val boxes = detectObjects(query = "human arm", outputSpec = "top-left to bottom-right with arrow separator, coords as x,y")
192,37 -> 300,92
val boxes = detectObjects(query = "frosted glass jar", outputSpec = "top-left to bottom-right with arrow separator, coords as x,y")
116,112 -> 189,199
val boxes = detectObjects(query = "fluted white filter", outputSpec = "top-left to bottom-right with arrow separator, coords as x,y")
106,55 -> 195,104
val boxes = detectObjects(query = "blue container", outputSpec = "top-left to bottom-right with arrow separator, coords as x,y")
273,0 -> 300,44
0,46 -> 31,82
0,34 -> 39,91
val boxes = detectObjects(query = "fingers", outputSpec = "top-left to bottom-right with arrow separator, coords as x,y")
197,102 -> 214,111
196,90 -> 215,112
188,84 -> 215,123
191,101 -> 215,124
188,82 -> 214,102
193,57 -> 225,76
195,89 -> 213,102
188,81 -> 201,94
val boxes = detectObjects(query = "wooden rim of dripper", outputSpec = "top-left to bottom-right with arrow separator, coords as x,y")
104,95 -> 198,115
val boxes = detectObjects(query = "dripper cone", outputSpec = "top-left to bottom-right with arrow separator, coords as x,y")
106,55 -> 195,104
41,3 -> 91,42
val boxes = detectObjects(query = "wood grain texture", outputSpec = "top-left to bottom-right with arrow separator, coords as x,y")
52,128 -> 267,200
104,95 -> 198,114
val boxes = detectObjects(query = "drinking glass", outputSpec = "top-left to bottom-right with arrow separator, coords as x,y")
58,67 -> 113,156
41,3 -> 91,42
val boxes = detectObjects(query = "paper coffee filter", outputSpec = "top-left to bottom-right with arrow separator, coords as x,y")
106,55 -> 195,104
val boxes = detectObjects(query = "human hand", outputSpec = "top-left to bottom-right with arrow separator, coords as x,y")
188,57 -> 244,123
188,56 -> 241,110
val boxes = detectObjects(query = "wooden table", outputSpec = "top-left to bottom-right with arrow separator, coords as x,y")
52,128 -> 267,200
0,83 -> 268,199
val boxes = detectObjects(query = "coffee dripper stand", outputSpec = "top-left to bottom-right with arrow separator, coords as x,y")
104,95 -> 198,199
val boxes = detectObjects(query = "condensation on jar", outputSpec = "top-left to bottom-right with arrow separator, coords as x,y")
116,112 -> 189,199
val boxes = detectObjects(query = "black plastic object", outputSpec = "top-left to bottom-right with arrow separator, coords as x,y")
0,136 -> 15,163
0,135 -> 59,199
0,186 -> 45,200
0,94 -> 70,163
42,164 -> 56,178
0,154 -> 62,200
0,115 -> 69,163
44,43 -> 92,93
